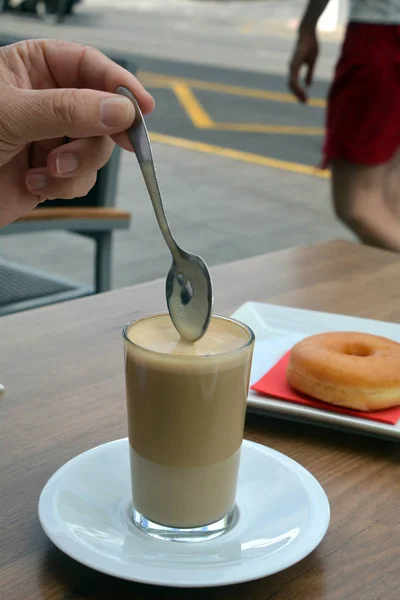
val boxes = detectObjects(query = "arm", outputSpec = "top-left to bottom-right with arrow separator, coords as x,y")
288,0 -> 330,102
299,0 -> 331,32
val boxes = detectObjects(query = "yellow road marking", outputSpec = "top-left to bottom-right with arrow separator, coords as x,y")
148,132 -> 329,179
138,80 -> 171,89
171,83 -> 215,128
143,79 -> 324,134
140,72 -> 327,174
139,71 -> 326,108
240,23 -> 252,34
213,123 -> 324,135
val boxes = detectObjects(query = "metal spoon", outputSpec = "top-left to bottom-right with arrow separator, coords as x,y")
117,86 -> 213,343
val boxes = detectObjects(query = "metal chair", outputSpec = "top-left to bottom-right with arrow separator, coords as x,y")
0,146 -> 131,316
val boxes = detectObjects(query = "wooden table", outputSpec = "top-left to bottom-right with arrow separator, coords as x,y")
1,240 -> 400,600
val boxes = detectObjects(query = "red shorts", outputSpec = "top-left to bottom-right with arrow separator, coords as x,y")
323,22 -> 400,167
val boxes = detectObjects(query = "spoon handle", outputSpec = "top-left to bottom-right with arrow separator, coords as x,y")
116,86 -> 179,260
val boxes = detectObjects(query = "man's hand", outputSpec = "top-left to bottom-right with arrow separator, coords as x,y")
0,39 -> 155,228
288,27 -> 319,103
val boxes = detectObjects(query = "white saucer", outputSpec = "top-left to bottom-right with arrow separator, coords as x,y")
38,439 -> 330,588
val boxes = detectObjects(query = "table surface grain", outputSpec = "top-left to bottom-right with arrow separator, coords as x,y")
1,240 -> 400,600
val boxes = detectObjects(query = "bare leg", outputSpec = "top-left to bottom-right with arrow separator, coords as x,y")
331,159 -> 400,252
384,148 -> 400,220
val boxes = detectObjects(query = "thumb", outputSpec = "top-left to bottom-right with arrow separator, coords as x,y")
5,88 -> 135,143
305,59 -> 316,87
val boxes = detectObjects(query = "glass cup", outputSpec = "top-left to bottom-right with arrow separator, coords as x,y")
123,313 -> 254,542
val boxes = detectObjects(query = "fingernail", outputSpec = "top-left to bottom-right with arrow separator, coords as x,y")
26,174 -> 46,191
101,97 -> 134,128
56,153 -> 79,175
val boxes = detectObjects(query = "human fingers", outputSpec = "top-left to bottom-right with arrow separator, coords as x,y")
288,50 -> 308,103
16,39 -> 154,115
305,56 -> 316,87
1,86 -> 135,144
25,168 -> 97,201
44,136 -> 115,178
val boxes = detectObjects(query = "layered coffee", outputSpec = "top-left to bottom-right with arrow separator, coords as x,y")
124,313 -> 254,528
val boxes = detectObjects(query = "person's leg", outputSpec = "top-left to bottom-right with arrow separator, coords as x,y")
383,148 -> 400,220
322,23 -> 400,252
331,158 -> 400,252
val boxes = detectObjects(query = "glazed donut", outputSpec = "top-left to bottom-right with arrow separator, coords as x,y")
287,332 -> 400,411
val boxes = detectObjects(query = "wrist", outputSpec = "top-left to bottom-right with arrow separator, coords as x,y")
299,20 -> 317,36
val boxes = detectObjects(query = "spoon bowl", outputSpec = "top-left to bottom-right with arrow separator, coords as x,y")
166,250 -> 213,343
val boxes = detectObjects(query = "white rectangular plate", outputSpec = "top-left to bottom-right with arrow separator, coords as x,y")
232,302 -> 400,441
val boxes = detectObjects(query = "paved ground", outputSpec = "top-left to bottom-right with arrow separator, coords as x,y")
0,0 -> 342,77
139,58 -> 328,174
0,2 -> 354,296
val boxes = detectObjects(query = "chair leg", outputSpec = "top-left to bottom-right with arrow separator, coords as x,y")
95,231 -> 112,293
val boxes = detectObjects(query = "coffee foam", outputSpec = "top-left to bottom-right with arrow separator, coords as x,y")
126,313 -> 250,357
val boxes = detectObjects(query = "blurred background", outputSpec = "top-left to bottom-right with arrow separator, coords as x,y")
0,0 -> 354,314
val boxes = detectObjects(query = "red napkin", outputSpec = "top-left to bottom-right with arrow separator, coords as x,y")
251,351 -> 400,425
